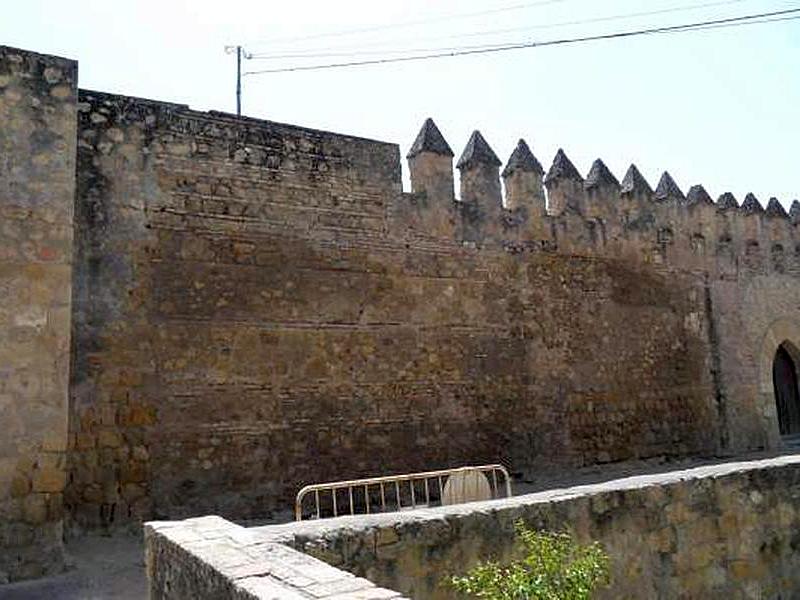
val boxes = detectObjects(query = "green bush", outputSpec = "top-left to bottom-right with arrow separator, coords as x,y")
448,521 -> 610,599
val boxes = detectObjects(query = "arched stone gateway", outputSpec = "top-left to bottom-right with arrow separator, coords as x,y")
773,343 -> 800,436
758,319 -> 800,446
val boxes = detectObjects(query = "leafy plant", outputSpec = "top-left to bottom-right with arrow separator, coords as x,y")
448,520 -> 610,599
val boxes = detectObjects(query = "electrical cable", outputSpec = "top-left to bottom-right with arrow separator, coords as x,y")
246,0 -> 753,59
242,7 -> 800,76
242,0 -> 571,47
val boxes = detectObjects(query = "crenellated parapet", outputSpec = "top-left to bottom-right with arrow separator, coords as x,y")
456,130 -> 504,244
502,139 -> 545,214
407,117 -> 455,204
397,118 -> 800,278
544,148 -> 584,216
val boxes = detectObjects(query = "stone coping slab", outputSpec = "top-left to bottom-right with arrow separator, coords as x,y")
145,516 -> 408,599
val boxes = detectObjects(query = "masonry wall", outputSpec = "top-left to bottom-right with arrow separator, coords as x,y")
709,274 -> 800,454
65,91 -> 721,530
144,516 -> 406,600
143,455 -> 800,599
0,46 -> 77,581
267,454 -> 800,599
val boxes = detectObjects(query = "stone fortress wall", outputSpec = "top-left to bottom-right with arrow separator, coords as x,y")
65,91 -> 721,532
0,46 -> 77,580
2,44 -> 800,582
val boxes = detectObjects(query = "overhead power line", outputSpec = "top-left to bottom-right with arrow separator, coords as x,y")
242,0 -> 571,47
247,0 -> 752,59
242,7 -> 800,76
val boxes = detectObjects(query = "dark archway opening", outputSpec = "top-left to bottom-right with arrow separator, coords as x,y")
773,343 -> 800,436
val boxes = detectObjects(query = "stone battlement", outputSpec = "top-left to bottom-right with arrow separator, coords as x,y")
72,88 -> 800,282
3,43 -> 800,585
405,118 -> 799,278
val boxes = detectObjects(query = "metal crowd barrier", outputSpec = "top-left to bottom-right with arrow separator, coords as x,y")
295,464 -> 512,521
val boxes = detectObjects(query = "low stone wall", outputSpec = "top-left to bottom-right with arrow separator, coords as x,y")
145,516 -> 406,599
147,454 -> 800,599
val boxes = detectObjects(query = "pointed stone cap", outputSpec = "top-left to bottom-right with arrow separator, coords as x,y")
544,149 -> 582,184
407,118 -> 454,159
654,172 -> 684,203
716,192 -> 738,211
620,164 -> 652,196
790,200 -> 800,225
766,197 -> 789,219
502,139 -> 544,178
584,159 -> 619,191
456,130 -> 501,170
740,192 -> 764,215
686,184 -> 713,206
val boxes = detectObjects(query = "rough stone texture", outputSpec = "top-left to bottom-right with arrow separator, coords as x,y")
501,139 -> 543,178
654,172 -> 685,203
790,200 -> 800,225
63,91 -> 719,529
502,140 -> 545,216
543,148 -> 582,184
741,193 -> 764,215
1,45 -> 800,579
145,516 -> 406,599
455,130 -> 501,171
148,454 -> 800,599
260,454 -> 800,599
766,197 -> 789,219
406,118 -> 452,159
686,184 -> 714,207
620,164 -> 652,197
0,46 -> 76,581
717,192 -> 739,211
59,85 -> 800,534
584,159 -> 619,191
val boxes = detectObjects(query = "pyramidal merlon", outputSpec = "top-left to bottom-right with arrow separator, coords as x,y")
544,149 -> 582,184
502,138 -> 543,178
585,159 -> 619,191
456,130 -> 501,170
407,118 -> 454,159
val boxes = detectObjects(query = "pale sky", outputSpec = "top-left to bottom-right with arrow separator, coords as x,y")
2,0 -> 798,204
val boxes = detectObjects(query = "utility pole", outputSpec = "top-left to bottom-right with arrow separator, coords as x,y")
225,45 -> 244,117
236,45 -> 242,117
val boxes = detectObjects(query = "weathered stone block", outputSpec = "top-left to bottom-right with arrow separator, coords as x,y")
22,494 -> 48,525
10,476 -> 31,498
32,464 -> 66,493
96,429 -> 122,449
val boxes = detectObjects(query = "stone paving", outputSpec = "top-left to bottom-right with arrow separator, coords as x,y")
0,533 -> 145,600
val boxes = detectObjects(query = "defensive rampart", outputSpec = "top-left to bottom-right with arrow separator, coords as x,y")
64,90 -> 745,531
65,85 -> 800,530
2,45 -> 800,582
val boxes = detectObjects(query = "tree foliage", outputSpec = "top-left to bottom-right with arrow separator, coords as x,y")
448,521 -> 610,599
